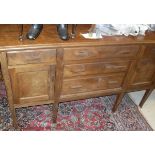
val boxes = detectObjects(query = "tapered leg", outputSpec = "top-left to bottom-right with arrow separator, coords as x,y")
112,93 -> 125,112
52,103 -> 59,123
139,89 -> 153,108
12,108 -> 18,128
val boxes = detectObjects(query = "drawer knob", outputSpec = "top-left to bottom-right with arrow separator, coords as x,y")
105,64 -> 126,69
25,54 -> 41,61
73,65 -> 85,73
151,48 -> 155,52
97,77 -> 104,88
75,51 -> 90,57
70,85 -> 83,89
108,81 -> 118,84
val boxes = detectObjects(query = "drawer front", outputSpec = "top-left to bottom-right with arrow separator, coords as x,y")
62,73 -> 125,95
7,49 -> 56,65
63,45 -> 139,61
64,61 -> 130,78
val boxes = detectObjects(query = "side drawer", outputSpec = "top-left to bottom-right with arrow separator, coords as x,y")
63,45 -> 139,62
61,73 -> 125,95
7,49 -> 56,65
64,61 -> 130,78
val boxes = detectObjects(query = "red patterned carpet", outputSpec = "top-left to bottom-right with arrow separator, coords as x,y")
0,81 -> 153,131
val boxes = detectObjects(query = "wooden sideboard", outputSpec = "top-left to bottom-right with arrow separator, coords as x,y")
0,24 -> 155,128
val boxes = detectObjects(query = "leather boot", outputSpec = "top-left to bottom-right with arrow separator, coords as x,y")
26,24 -> 43,40
57,24 -> 69,40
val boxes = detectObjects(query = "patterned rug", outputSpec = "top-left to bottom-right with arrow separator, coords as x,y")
0,81 -> 153,131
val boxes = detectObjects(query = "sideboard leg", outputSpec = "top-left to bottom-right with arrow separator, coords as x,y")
52,48 -> 64,124
52,103 -> 59,123
0,52 -> 18,129
12,108 -> 18,129
139,89 -> 153,108
112,93 -> 125,112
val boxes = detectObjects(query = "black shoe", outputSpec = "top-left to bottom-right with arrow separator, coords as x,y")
57,24 -> 69,40
26,24 -> 43,40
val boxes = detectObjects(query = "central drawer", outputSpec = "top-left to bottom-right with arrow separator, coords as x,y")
63,45 -> 139,62
64,61 -> 130,78
61,73 -> 125,95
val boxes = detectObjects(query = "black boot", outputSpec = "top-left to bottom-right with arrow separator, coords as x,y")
26,24 -> 43,40
57,24 -> 69,40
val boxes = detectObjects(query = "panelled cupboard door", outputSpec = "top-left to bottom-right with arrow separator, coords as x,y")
9,65 -> 55,105
128,47 -> 155,88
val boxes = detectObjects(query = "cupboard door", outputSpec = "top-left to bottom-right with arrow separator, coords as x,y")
9,65 -> 55,105
129,58 -> 155,87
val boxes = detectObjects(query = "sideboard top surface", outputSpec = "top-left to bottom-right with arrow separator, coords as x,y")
1,24 -> 155,51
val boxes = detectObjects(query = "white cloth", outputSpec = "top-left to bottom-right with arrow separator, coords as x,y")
82,24 -> 155,39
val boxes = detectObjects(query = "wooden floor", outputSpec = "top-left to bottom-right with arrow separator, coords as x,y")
129,90 -> 155,130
